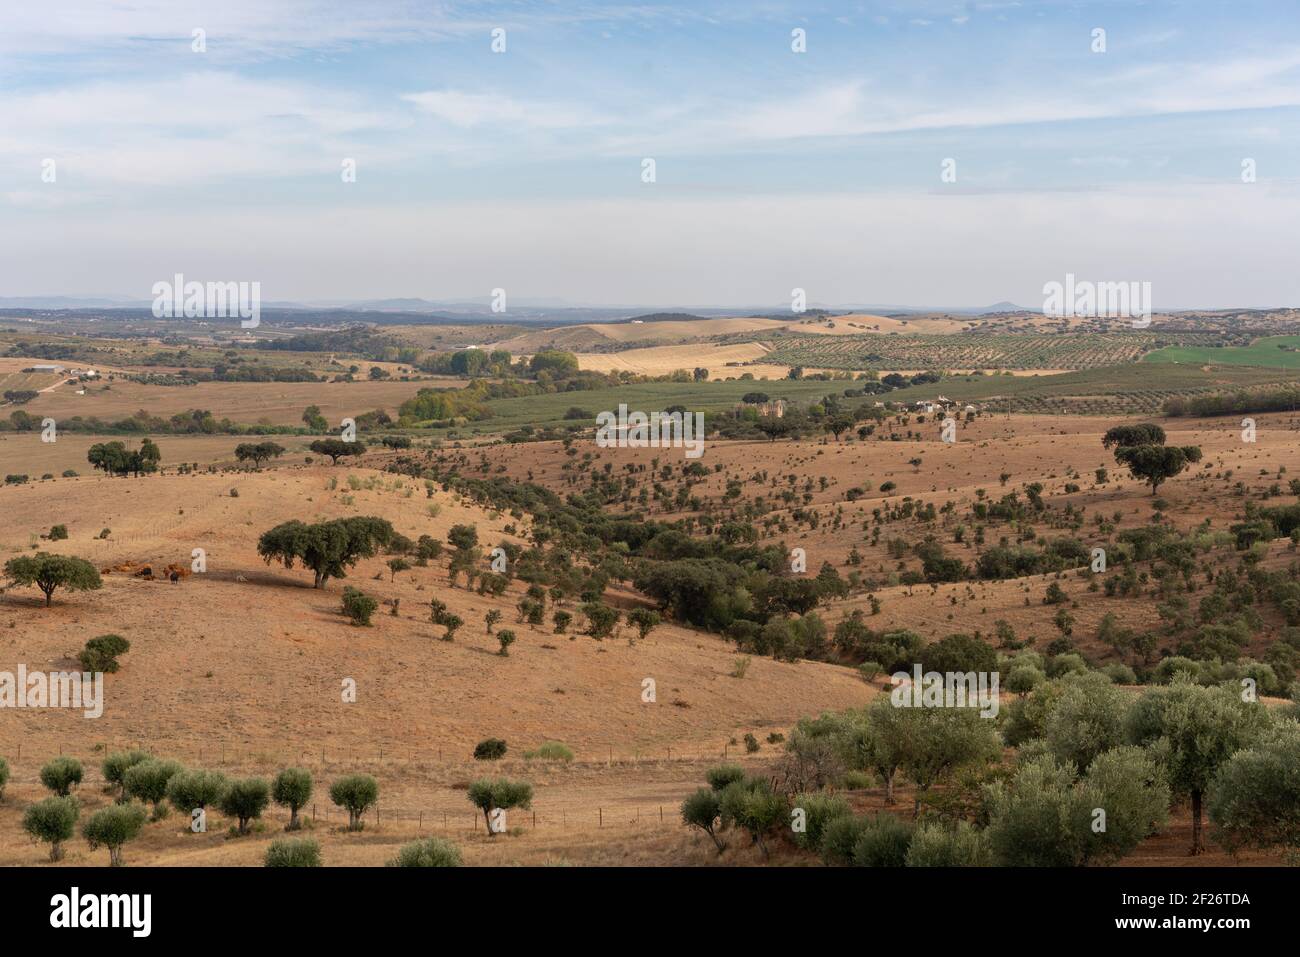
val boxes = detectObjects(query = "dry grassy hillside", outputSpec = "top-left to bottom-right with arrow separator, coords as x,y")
463,410 -> 1300,668
0,466 -> 868,865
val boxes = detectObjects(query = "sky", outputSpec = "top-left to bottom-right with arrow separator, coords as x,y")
1,0 -> 1298,310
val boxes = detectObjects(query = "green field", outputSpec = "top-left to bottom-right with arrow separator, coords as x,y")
435,378 -> 845,436
758,331 -> 1225,372
881,363 -> 1300,416
1143,335 -> 1300,370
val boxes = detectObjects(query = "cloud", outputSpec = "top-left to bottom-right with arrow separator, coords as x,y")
0,72 -> 405,185
401,90 -> 610,129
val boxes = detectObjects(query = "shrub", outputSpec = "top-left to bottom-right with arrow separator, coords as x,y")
341,587 -> 377,626
496,629 -> 517,656
819,814 -> 872,865
78,633 -> 131,673
220,777 -> 271,834
1102,662 -> 1137,684
0,756 -> 8,800
102,750 -> 150,800
627,607 -> 661,641
850,813 -> 914,866
329,774 -> 379,830
265,837 -> 322,867
581,601 -> 619,640
473,738 -> 508,761
917,632 -> 997,675
48,524 -> 68,541
705,764 -> 745,791
389,837 -> 462,867
123,759 -> 184,818
1045,652 -> 1088,678
39,756 -> 83,796
272,768 -> 314,830
790,792 -> 852,851
523,741 -> 573,762
1006,663 -> 1046,696
905,820 -> 991,867
23,796 -> 79,861
82,803 -> 148,866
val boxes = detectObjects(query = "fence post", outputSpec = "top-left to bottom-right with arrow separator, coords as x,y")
599,807 -> 602,828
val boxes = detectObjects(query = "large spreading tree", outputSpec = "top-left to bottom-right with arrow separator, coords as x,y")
4,553 -> 102,607
1102,422 -> 1201,494
309,438 -> 364,465
87,439 -> 161,477
257,516 -> 394,588
234,441 -> 285,469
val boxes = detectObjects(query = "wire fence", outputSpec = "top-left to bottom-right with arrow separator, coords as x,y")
0,737 -> 762,836
0,749 -> 728,839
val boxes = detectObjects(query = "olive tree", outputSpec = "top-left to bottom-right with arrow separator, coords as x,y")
718,777 -> 788,859
39,757 -> 83,796
840,697 -> 911,805
82,803 -> 148,866
123,759 -> 184,820
329,774 -> 378,830
101,750 -> 150,801
897,707 -> 1001,817
1126,680 -> 1270,854
219,777 -> 271,834
466,778 -> 533,836
1208,722 -> 1300,855
165,769 -> 230,822
272,767 -> 313,831
23,796 -> 79,861
1042,672 -> 1128,772
680,787 -> 725,853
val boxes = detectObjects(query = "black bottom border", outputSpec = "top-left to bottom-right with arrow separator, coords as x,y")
1,866 -> 1281,942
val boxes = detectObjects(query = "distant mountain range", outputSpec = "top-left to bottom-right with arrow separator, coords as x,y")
0,295 -> 1035,319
